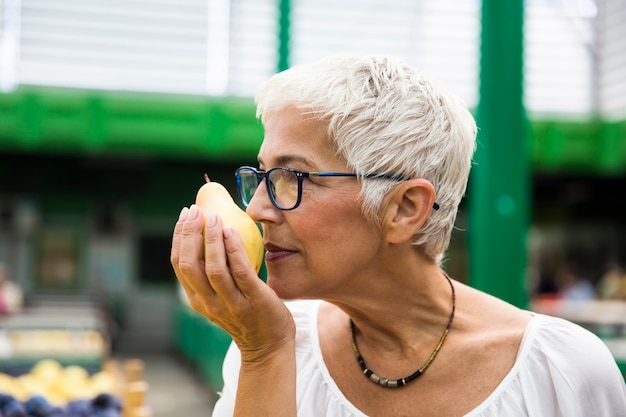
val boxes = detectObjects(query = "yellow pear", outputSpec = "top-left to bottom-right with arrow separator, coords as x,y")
195,175 -> 264,273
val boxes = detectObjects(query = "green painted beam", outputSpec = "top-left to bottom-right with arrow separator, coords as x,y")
0,87 -> 263,161
469,0 -> 528,307
0,86 -> 625,172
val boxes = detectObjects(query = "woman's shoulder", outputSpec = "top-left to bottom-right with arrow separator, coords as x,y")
525,313 -> 620,377
468,313 -> 626,416
529,313 -> 613,358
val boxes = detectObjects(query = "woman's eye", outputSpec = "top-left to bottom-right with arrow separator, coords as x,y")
275,176 -> 296,193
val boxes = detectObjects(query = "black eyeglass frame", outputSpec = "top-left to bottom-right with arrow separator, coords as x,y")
235,166 -> 440,211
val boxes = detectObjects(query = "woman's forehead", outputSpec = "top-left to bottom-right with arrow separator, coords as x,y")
258,109 -> 338,168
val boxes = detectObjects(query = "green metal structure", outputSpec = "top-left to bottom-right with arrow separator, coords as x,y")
469,0 -> 528,307
278,0 -> 291,72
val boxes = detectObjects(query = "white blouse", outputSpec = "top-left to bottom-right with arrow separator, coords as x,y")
212,299 -> 626,417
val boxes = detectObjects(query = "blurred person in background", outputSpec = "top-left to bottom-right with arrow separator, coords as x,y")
171,55 -> 626,416
0,262 -> 23,314
555,257 -> 596,301
599,262 -> 626,301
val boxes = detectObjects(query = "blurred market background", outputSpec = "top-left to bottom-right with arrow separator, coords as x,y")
0,0 -> 625,415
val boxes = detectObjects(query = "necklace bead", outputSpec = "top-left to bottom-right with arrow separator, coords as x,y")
349,272 -> 456,388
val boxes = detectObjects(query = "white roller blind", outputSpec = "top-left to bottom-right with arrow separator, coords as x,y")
597,0 -> 626,119
0,0 -> 21,91
228,0 -> 278,96
524,0 -> 596,117
18,0 -> 209,94
0,0 -> 623,119
5,0 -> 278,96
290,0 -> 480,108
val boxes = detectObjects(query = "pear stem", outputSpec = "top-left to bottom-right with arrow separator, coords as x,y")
204,173 -> 210,183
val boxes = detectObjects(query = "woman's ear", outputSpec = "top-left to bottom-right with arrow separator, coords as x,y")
382,179 -> 437,244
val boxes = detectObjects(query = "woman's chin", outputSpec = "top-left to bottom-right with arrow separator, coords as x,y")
266,275 -> 306,301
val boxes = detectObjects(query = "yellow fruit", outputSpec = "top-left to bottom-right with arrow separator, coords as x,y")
195,175 -> 264,273
90,371 -> 115,394
63,364 -> 89,382
31,359 -> 62,383
0,373 -> 20,398
17,374 -> 46,398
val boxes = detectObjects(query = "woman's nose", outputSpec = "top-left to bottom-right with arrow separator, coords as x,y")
245,178 -> 278,223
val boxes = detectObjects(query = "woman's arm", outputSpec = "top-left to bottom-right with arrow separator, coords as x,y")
171,205 -> 297,416
235,338 -> 296,416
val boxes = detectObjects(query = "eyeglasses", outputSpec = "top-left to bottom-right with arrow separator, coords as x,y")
235,166 -> 440,211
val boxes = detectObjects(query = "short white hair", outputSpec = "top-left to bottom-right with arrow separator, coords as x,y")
255,55 -> 477,264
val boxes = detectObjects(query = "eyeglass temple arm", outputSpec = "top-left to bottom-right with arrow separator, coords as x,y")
311,172 -> 439,210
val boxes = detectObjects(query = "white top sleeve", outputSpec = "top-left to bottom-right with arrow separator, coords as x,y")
212,300 -> 626,417
211,341 -> 240,417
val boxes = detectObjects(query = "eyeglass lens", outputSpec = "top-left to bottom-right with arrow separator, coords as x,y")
238,168 -> 300,209
238,169 -> 258,205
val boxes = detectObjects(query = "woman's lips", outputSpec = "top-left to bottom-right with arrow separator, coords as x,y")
264,242 -> 296,262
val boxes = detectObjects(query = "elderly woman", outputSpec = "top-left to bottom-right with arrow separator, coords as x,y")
171,55 -> 625,416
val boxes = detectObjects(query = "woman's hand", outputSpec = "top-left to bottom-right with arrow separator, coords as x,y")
171,205 -> 296,363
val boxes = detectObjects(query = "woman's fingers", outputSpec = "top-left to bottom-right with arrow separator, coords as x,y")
222,226 -> 264,296
202,211 -> 241,298
170,207 -> 191,288
171,207 -> 203,309
174,205 -> 216,298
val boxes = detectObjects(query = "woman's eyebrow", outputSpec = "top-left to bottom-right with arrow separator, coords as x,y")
258,155 -> 313,167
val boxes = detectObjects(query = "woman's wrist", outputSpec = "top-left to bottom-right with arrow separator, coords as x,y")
239,333 -> 296,370
235,338 -> 297,417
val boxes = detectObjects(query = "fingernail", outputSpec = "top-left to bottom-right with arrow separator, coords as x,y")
223,226 -> 233,239
178,207 -> 189,222
205,212 -> 217,227
187,205 -> 199,221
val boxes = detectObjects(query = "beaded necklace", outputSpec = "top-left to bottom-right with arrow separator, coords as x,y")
349,273 -> 456,388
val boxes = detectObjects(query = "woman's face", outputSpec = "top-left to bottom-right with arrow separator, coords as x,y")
246,108 -> 384,300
